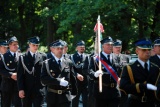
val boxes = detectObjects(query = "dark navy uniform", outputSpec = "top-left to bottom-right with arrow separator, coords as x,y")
150,38 -> 160,67
71,40 -> 89,107
41,40 -> 77,107
0,40 -> 8,107
120,38 -> 160,107
0,36 -> 21,107
150,38 -> 160,107
89,37 -> 120,107
17,36 -> 47,107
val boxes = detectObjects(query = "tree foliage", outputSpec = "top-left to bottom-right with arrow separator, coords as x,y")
0,0 -> 160,53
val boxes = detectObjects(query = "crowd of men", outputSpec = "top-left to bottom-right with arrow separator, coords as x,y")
0,35 -> 160,107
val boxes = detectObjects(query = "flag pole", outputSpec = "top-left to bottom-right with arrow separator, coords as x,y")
97,15 -> 102,92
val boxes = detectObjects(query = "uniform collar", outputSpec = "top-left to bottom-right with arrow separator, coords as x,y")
29,51 -> 37,57
137,58 -> 149,69
51,52 -> 54,57
77,52 -> 83,56
53,55 -> 63,63
157,54 -> 160,59
10,51 -> 16,56
102,51 -> 112,60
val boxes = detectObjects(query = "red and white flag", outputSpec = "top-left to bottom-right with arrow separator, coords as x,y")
94,23 -> 104,33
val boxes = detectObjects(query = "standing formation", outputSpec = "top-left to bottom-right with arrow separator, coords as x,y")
0,35 -> 160,107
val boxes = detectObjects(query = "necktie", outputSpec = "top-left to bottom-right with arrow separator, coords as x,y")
80,54 -> 83,61
58,60 -> 61,69
13,53 -> 16,58
33,54 -> 35,62
63,54 -> 65,58
144,63 -> 148,72
107,54 -> 111,64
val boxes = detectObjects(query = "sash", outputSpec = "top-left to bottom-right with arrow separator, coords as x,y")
96,56 -> 118,82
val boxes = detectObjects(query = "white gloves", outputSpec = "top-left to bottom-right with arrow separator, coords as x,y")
60,78 -> 68,87
147,83 -> 157,91
94,70 -> 103,78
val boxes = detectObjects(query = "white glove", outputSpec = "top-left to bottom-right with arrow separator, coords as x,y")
60,78 -> 68,87
147,83 -> 157,91
71,95 -> 76,100
94,70 -> 103,78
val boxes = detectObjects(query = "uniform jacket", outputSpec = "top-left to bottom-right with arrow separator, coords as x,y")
70,52 -> 89,86
17,51 -> 47,95
120,60 -> 160,101
41,57 -> 77,103
150,55 -> 160,67
112,53 -> 130,76
89,52 -> 120,99
0,51 -> 20,92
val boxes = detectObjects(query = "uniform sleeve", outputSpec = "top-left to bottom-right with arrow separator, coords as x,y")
17,56 -> 25,91
82,56 -> 89,75
120,66 -> 147,95
40,61 -> 61,86
70,62 -> 78,95
89,56 -> 97,79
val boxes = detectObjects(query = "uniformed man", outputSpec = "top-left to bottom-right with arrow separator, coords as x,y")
62,41 -> 70,59
112,39 -> 130,107
120,38 -> 160,107
0,36 -> 22,107
41,39 -> 77,107
71,40 -> 89,107
17,36 -> 47,107
89,36 -> 120,107
150,38 -> 160,107
112,39 -> 130,76
150,38 -> 160,67
47,41 -> 56,59
0,40 -> 8,106
0,40 -> 8,55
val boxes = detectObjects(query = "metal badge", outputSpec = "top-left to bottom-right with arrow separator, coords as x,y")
50,70 -> 53,72
52,73 -> 55,76
10,61 -> 12,63
7,63 -> 9,66
137,64 -> 140,67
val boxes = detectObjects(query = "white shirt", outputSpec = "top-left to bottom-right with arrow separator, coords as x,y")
53,55 -> 63,65
10,51 -> 16,57
137,58 -> 149,70
102,51 -> 112,63
29,51 -> 37,58
78,52 -> 83,57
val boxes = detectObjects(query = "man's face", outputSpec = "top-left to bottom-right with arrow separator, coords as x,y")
113,46 -> 122,54
154,45 -> 160,55
53,47 -> 63,58
63,46 -> 68,54
29,43 -> 39,53
102,43 -> 113,54
136,48 -> 151,62
9,41 -> 19,52
0,46 -> 8,54
76,46 -> 85,53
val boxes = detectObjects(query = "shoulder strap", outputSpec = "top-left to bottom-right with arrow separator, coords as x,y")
127,65 -> 135,84
44,59 -> 53,78
20,56 -> 35,75
0,54 -> 15,71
